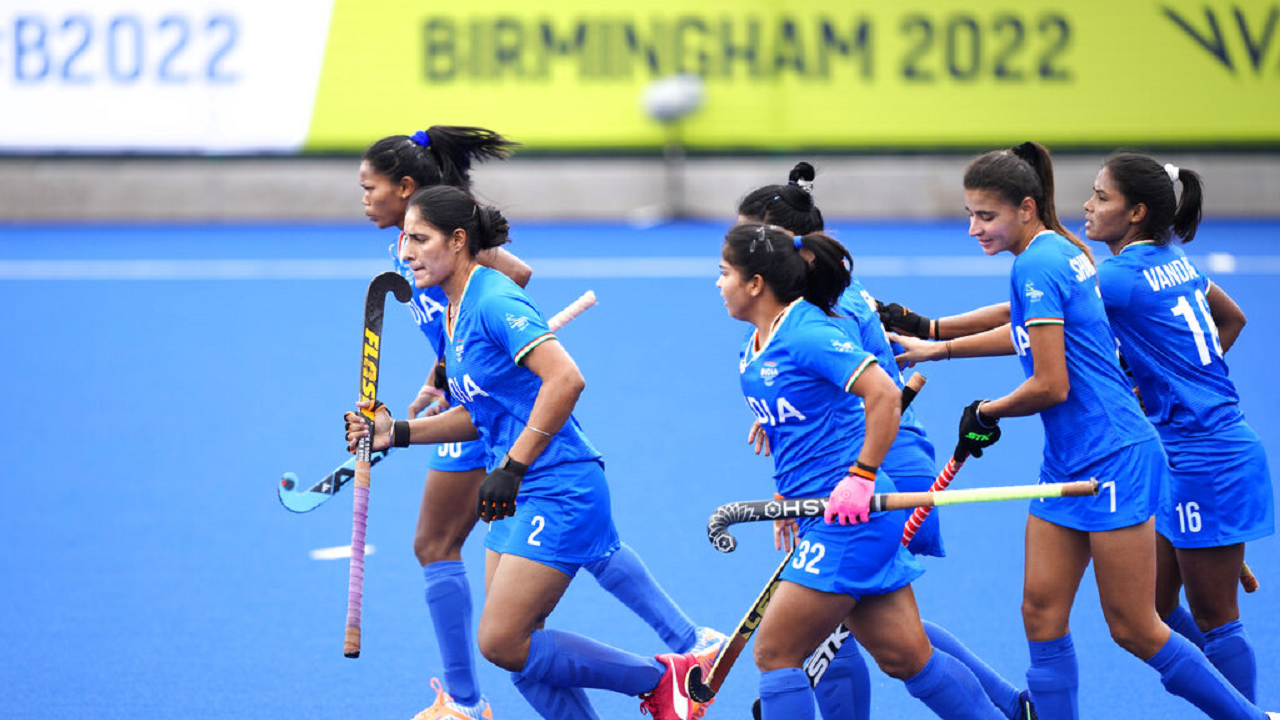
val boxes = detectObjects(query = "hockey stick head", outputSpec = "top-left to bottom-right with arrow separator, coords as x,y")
685,663 -> 716,703
370,270 -> 414,305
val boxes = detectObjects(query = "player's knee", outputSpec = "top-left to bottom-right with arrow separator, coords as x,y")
414,525 -> 467,565
870,646 -> 926,681
1190,603 -> 1239,633
1021,594 -> 1069,640
752,636 -> 801,673
476,626 -> 524,672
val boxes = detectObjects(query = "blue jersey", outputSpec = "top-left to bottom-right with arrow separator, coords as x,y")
739,299 -> 891,499
1097,242 -> 1243,440
444,266 -> 602,488
391,236 -> 450,358
834,279 -> 936,478
1009,232 -> 1155,476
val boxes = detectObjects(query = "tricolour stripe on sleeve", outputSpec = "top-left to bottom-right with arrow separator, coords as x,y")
514,332 -> 556,365
1025,317 -> 1065,327
843,356 -> 879,392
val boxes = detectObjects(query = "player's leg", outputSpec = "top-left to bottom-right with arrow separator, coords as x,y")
922,621 -> 1027,720
480,554 -> 663,705
848,586 -> 1003,720
583,542 -> 708,654
754,580 -> 857,720
415,465 -> 486,707
1021,515 -> 1091,720
1091,520 -> 1263,720
813,637 -> 871,720
1155,532 -> 1207,649
1178,542 -> 1255,701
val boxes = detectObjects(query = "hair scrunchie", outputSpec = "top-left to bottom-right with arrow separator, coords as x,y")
1163,163 -> 1180,183
409,130 -> 432,148
793,235 -> 804,249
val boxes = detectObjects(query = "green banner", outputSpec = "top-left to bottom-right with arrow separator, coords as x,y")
306,1 -> 1280,151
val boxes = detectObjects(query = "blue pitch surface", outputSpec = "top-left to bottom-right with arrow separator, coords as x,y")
2,219 -> 1278,720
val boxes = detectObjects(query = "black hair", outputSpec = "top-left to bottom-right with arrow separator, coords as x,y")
737,162 -> 824,235
964,141 -> 1094,266
1102,153 -> 1204,244
362,126 -> 519,193
406,185 -> 511,255
722,223 -> 851,314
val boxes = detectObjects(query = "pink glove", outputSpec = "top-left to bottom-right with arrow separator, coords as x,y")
824,468 -> 877,525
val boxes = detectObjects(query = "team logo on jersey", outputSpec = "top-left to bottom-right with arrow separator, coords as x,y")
830,340 -> 856,353
454,342 -> 465,362
1024,282 -> 1045,302
760,361 -> 779,387
505,313 -> 530,331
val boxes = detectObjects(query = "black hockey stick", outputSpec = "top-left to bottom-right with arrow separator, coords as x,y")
345,271 -> 413,659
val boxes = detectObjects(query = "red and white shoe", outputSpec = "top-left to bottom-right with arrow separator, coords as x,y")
639,652 -> 715,720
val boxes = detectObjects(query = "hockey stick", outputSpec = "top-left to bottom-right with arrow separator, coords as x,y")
686,372 -> 924,702
279,290 -> 598,514
707,480 -> 1099,554
902,447 -> 969,546
691,479 -> 1098,703
345,271 -> 413,659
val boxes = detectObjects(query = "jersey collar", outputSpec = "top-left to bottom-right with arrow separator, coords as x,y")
746,298 -> 803,365
445,265 -> 482,341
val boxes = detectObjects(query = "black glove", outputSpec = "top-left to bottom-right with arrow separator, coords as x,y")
878,302 -> 932,339
957,400 -> 1001,458
478,454 -> 527,522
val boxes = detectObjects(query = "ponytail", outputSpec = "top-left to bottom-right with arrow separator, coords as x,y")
1102,153 -> 1205,245
406,185 -> 511,255
722,224 -> 851,314
1170,166 -> 1204,244
1009,142 -> 1094,266
363,125 -> 518,193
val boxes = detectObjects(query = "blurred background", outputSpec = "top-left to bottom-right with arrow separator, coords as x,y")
3,1 -> 1279,719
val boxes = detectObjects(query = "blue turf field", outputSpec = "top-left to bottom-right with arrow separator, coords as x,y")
1,220 -> 1277,719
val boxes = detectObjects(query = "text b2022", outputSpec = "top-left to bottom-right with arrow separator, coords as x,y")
8,14 -> 239,85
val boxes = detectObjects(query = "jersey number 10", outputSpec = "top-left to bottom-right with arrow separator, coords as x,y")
1170,290 -> 1223,366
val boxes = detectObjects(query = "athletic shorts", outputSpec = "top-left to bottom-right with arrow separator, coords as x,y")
1157,422 -> 1275,549
781,504 -> 924,600
427,439 -> 489,473
1030,437 -> 1165,532
888,471 -> 945,559
483,460 -> 621,576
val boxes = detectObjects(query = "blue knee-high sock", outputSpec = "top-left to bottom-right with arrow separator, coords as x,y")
517,628 -> 663,696
423,561 -> 479,705
585,544 -> 697,653
924,621 -> 1021,720
813,637 -> 871,720
904,650 -> 1004,720
1204,620 -> 1257,703
512,672 -> 602,720
1147,631 -> 1262,719
760,668 -> 815,720
1026,634 -> 1079,720
1164,604 -> 1206,650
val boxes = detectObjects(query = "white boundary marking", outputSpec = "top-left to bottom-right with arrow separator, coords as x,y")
2,254 -> 1279,280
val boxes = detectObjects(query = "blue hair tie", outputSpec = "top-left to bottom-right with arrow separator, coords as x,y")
409,130 -> 432,148
794,235 -> 804,249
